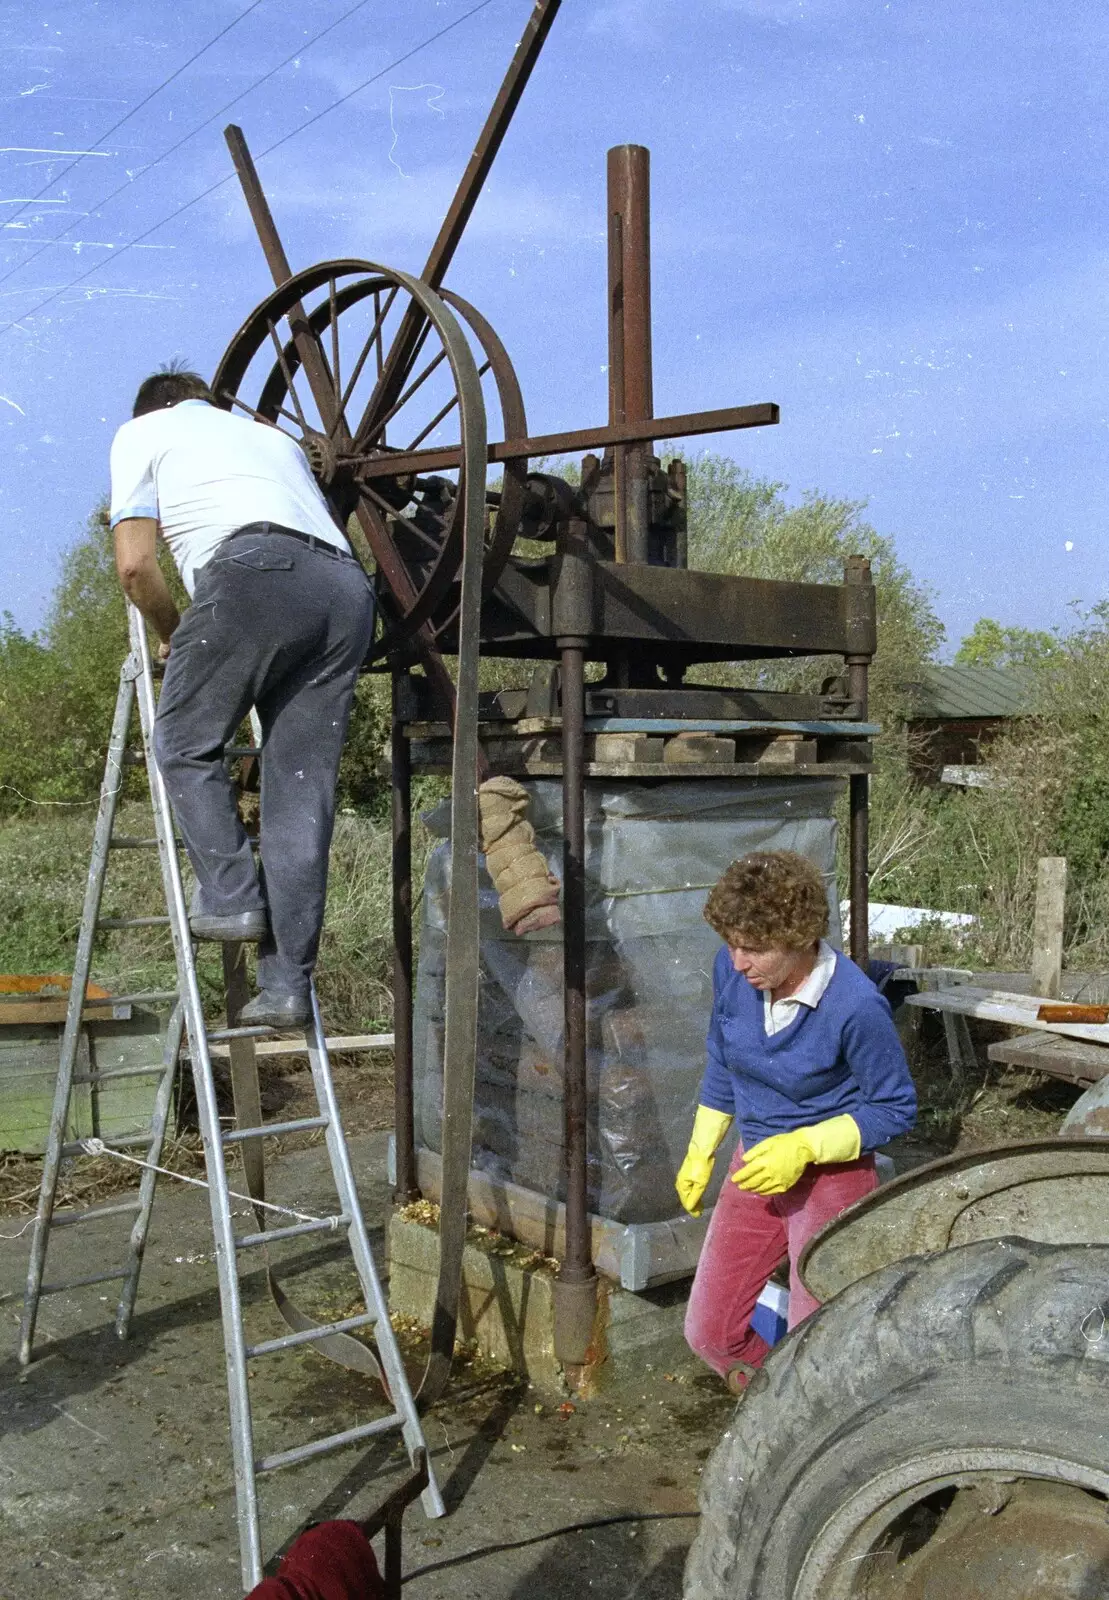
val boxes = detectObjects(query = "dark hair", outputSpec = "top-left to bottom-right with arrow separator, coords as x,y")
703,850 -> 829,951
132,363 -> 213,417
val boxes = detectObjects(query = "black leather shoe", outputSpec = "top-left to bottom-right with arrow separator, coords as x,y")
239,989 -> 311,1029
189,909 -> 269,943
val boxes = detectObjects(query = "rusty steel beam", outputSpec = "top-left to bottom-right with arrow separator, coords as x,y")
607,145 -> 652,564
352,0 -> 562,454
224,125 -> 343,434
355,400 -> 779,481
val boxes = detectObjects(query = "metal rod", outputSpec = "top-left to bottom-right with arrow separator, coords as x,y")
558,640 -> 592,1285
354,401 -> 779,482
246,1310 -> 378,1359
392,673 -> 418,1203
256,1412 -> 403,1476
20,659 -> 136,1366
351,0 -> 563,454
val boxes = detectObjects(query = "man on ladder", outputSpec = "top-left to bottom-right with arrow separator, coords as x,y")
109,363 -> 375,1028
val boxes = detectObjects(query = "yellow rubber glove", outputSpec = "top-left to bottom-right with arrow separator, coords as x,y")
732,1113 -> 862,1196
675,1105 -> 734,1216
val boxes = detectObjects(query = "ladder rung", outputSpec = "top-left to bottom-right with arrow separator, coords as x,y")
53,1199 -> 142,1227
226,746 -> 262,758
205,1024 -> 285,1043
108,836 -> 161,849
62,1132 -> 151,1155
96,915 -> 172,929
236,1213 -> 349,1250
256,1413 -> 403,1475
224,1115 -> 328,1144
245,1310 -> 378,1358
40,1267 -> 129,1295
95,989 -> 179,1006
73,1063 -> 170,1084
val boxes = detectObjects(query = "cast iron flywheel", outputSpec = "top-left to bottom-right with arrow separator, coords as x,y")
211,258 -> 528,653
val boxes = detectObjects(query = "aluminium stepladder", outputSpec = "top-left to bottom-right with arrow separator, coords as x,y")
19,602 -> 443,1590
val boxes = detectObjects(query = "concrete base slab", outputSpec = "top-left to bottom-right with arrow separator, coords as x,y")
0,1130 -> 722,1598
388,1211 -> 695,1396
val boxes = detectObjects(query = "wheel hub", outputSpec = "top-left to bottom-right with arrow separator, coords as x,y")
861,1480 -> 1109,1600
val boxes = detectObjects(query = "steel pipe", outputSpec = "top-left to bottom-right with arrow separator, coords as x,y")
844,556 -> 872,969
392,673 -> 418,1202
558,639 -> 593,1286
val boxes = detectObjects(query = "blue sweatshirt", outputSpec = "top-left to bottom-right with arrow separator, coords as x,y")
699,945 -> 917,1151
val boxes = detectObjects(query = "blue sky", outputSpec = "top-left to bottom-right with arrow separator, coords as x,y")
1,0 -> 1106,652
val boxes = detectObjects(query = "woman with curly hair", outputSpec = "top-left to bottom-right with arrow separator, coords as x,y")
677,850 -> 916,1394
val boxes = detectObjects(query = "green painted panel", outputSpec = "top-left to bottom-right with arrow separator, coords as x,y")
0,1011 -> 167,1155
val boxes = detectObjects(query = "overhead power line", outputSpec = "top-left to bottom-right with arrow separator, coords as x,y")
1,0 -> 269,234
0,0 -> 379,293
0,0 -> 500,340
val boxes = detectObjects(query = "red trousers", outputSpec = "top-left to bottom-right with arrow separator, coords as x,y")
684,1142 -> 878,1377
245,1522 -> 383,1600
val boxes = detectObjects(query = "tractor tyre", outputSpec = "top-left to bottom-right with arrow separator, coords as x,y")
685,1237 -> 1109,1600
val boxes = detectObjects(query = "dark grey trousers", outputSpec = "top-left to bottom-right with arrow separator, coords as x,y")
154,527 -> 375,998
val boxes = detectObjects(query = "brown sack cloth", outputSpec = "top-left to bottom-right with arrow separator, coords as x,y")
479,776 -> 561,934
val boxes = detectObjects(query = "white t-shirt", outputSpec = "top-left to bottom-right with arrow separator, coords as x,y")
763,939 -> 838,1035
109,399 -> 350,594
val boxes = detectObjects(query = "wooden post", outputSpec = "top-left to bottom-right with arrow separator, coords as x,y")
1031,856 -> 1067,999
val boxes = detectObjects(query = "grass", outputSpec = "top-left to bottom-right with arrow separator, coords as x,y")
0,802 -> 436,1031
0,802 -> 437,1212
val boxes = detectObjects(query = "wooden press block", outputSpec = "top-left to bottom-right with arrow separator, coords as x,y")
663,732 -> 735,764
753,734 -> 819,766
590,733 -> 666,764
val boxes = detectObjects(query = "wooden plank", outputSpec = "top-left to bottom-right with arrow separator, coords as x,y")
0,1000 -> 132,1026
905,986 -> 1109,1045
987,1030 -> 1109,1087
203,1031 -> 394,1061
404,718 -> 882,737
1031,856 -> 1066,1000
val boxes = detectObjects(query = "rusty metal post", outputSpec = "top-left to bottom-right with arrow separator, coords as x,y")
607,144 -> 653,566
391,672 -> 418,1202
553,638 -> 597,1369
844,556 -> 872,969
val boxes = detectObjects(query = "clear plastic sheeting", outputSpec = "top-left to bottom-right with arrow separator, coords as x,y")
413,778 -> 843,1225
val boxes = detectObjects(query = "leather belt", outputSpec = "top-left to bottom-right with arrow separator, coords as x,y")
227,521 -> 358,561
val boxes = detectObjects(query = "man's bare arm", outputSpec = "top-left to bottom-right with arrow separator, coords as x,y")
114,518 -> 180,649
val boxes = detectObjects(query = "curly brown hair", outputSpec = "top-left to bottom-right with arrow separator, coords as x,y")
703,850 -> 829,951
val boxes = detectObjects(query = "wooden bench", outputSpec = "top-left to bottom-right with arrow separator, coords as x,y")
986,1030 -> 1109,1087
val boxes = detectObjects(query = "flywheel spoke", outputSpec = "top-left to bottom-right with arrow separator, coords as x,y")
360,483 -> 447,558
337,285 -> 399,425
266,319 -> 312,433
406,358 -> 492,452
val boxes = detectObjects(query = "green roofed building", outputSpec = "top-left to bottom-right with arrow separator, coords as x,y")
902,664 -> 1038,784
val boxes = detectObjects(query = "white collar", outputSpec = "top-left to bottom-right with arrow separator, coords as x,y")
769,939 -> 838,1011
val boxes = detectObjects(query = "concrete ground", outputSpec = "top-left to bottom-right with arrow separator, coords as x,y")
0,1132 -> 732,1599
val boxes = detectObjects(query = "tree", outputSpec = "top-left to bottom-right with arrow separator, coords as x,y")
955,617 -> 1060,669
682,454 -> 944,720
0,505 -> 390,815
